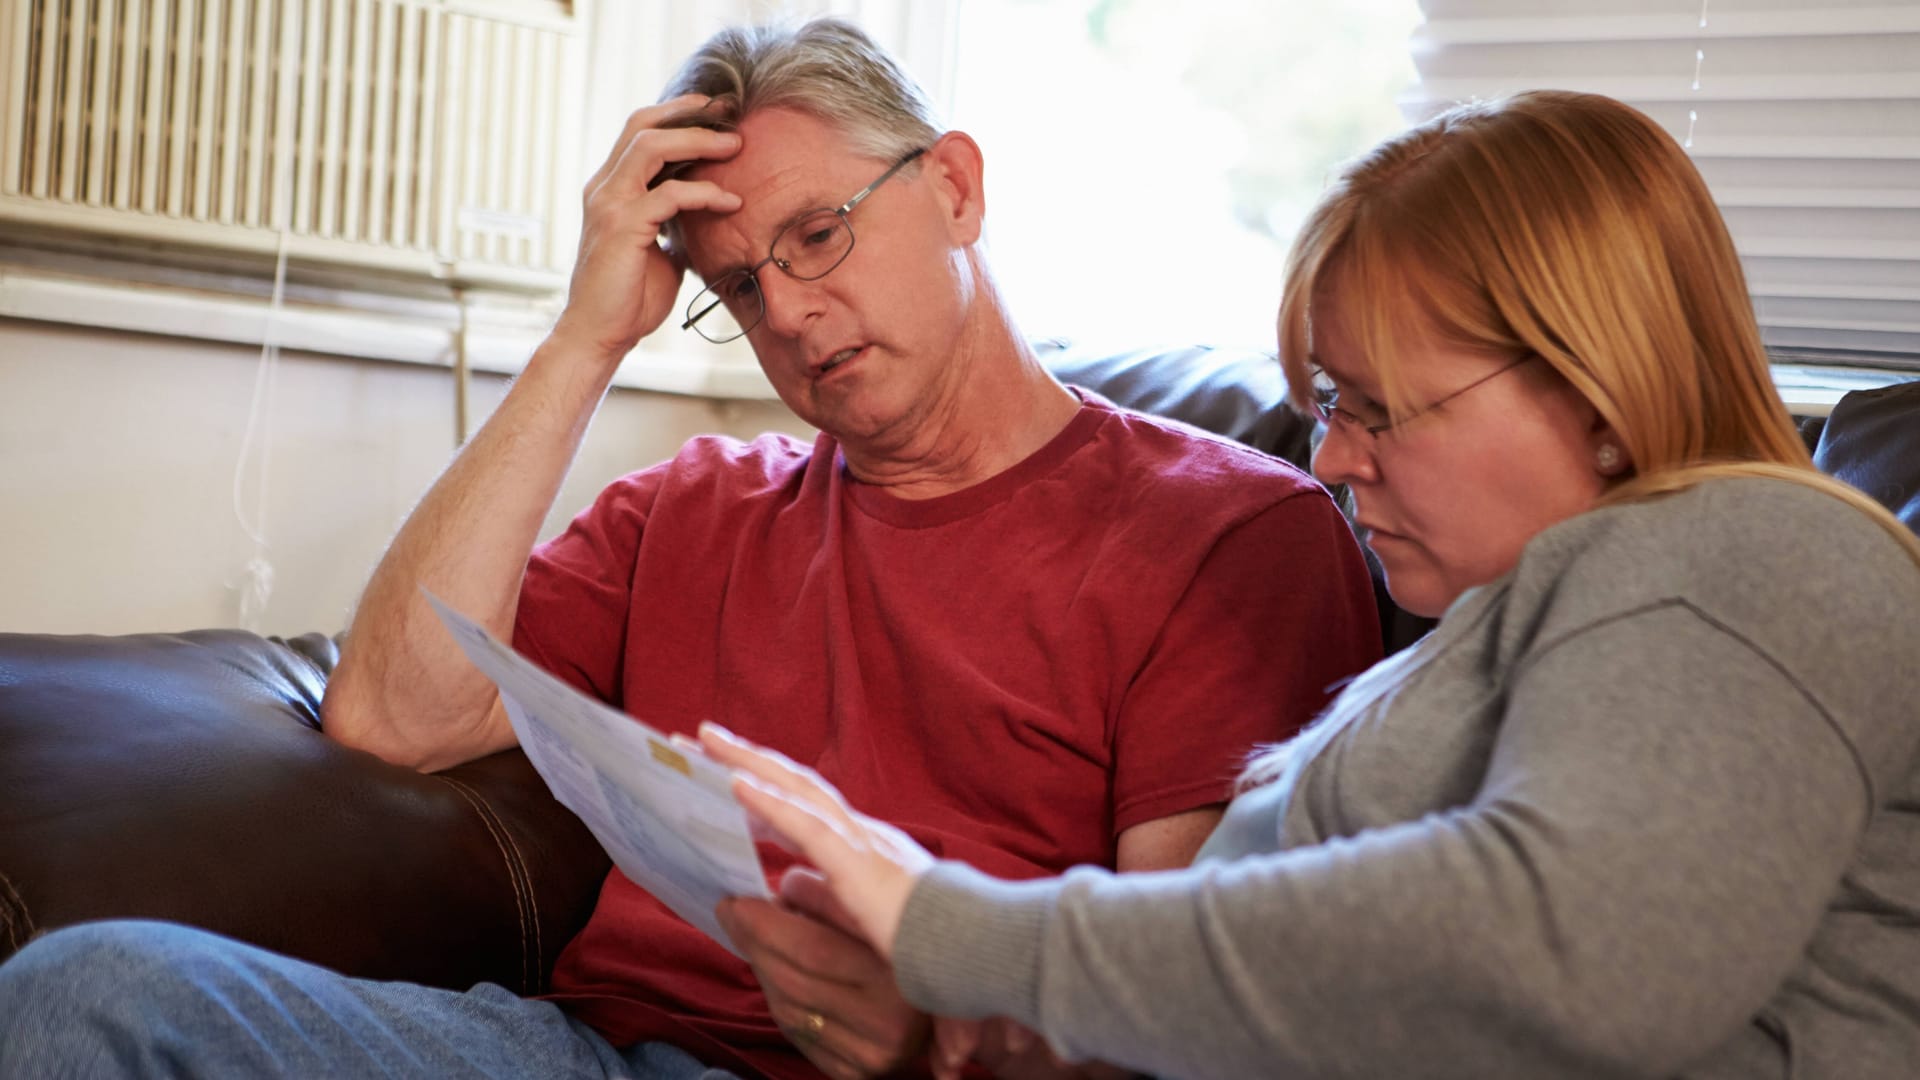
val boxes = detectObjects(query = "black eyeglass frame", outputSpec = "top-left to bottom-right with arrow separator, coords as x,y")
1310,353 -> 1538,439
680,147 -> 929,344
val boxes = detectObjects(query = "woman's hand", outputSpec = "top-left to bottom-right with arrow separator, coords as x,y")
698,723 -> 934,961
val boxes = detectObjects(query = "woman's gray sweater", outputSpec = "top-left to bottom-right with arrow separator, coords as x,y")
893,477 -> 1920,1079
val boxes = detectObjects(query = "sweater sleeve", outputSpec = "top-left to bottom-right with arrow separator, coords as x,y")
893,602 -> 1886,1080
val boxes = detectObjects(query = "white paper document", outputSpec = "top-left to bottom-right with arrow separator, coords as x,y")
425,591 -> 771,956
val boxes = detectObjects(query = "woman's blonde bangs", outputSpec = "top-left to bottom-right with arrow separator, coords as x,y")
1280,127 -> 1529,423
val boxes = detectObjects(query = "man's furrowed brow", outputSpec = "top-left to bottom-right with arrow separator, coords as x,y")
771,195 -> 835,234
678,229 -> 756,282
695,199 -> 836,279
699,256 -> 754,281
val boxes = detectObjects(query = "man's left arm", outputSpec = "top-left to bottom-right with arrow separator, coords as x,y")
1113,806 -> 1223,872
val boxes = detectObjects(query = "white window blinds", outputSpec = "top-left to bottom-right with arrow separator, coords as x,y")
1406,0 -> 1920,369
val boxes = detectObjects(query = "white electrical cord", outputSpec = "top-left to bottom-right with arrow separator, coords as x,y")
230,226 -> 290,633
226,5 -> 307,634
1686,0 -> 1710,149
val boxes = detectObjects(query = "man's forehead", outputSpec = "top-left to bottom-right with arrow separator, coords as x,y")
685,107 -> 856,196
678,132 -> 879,273
675,162 -> 818,276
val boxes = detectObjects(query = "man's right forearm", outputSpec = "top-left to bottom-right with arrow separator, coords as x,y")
320,335 -> 621,771
323,96 -> 745,770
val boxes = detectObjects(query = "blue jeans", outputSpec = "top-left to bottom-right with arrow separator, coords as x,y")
0,920 -> 743,1079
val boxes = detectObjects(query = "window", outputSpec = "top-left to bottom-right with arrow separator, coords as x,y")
949,0 -> 1424,351
1408,0 -> 1920,373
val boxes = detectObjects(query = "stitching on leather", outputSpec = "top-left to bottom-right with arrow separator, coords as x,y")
439,776 -> 540,993
0,869 -> 34,953
442,777 -> 537,993
439,777 -> 534,992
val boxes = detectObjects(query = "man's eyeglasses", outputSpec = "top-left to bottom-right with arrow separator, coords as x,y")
681,148 -> 928,344
1309,353 -> 1537,439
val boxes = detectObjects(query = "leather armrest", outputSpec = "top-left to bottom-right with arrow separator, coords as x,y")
0,629 -> 610,993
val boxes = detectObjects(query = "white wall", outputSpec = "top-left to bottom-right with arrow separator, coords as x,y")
0,318 -> 809,636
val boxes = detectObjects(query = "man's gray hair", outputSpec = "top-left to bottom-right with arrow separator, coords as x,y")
660,17 -> 943,159
656,17 -> 944,257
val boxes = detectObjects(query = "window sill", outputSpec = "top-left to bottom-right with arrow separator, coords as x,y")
1772,361 -> 1920,417
0,251 -> 779,401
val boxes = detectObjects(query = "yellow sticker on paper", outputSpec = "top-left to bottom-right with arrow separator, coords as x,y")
650,738 -> 692,777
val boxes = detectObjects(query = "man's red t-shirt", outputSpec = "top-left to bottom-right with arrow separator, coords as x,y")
514,394 -> 1380,1078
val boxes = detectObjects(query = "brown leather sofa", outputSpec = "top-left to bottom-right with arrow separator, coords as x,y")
3,344 -> 1915,994
0,629 -> 607,994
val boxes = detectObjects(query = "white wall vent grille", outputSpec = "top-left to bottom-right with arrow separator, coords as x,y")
0,0 -> 584,291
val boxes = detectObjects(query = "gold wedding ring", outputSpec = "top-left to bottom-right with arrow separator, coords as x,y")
801,1009 -> 827,1043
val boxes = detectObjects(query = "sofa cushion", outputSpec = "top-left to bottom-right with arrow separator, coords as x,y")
0,629 -> 608,992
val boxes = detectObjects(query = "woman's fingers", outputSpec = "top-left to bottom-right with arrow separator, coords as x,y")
704,724 -> 931,961
701,722 -> 854,819
731,771 -> 859,872
729,773 -> 916,958
931,1017 -> 985,1080
699,726 -> 936,891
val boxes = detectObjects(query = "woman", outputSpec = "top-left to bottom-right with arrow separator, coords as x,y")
699,91 -> 1920,1079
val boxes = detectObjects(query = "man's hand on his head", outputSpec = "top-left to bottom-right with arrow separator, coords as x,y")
717,870 -> 932,1080
549,94 -> 742,368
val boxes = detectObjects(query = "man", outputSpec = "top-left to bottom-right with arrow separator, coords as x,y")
0,17 -> 1379,1080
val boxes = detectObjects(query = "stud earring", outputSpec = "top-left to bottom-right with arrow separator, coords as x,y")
1596,444 -> 1623,473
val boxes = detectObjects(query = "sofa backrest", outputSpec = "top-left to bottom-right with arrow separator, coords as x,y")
1813,379 -> 1920,533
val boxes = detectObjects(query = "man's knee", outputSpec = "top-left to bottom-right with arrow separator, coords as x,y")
3,918 -> 217,998
0,920 -> 236,1071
